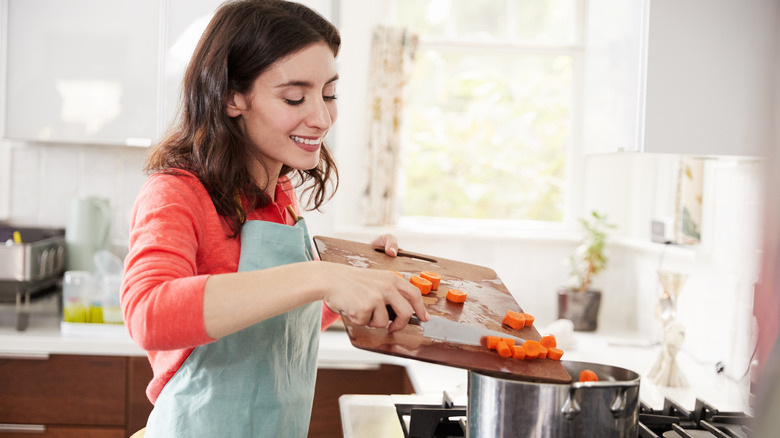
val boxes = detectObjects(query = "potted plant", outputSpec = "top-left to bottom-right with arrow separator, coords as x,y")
558,211 -> 615,331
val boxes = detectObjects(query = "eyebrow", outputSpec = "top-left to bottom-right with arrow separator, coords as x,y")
275,74 -> 339,89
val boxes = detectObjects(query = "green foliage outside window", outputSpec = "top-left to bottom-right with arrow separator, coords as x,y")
396,0 -> 578,222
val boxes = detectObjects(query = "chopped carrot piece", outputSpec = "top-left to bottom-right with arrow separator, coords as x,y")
521,313 -> 535,327
496,340 -> 512,358
539,345 -> 548,359
419,271 -> 441,290
522,340 -> 542,359
547,347 -> 564,361
446,289 -> 467,303
579,370 -> 599,382
486,336 -> 500,350
512,345 -> 526,360
502,310 -> 525,330
410,276 -> 432,295
540,334 -> 557,349
501,337 -> 515,348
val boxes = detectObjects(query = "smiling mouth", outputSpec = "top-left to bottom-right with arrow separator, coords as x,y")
290,135 -> 322,145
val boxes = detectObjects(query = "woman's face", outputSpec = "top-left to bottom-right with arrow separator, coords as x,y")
227,41 -> 338,186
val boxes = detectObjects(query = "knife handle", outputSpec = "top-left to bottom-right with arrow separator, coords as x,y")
385,305 -> 422,326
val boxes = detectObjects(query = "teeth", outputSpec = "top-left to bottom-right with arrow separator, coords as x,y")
291,135 -> 322,145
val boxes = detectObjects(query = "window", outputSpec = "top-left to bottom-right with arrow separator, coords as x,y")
392,0 -> 584,223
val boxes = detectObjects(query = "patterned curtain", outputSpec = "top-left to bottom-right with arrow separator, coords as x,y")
362,26 -> 418,226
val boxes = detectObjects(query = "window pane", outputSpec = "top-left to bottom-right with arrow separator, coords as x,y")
511,0 -> 579,44
395,0 -> 579,44
453,0 -> 507,40
401,49 -> 571,221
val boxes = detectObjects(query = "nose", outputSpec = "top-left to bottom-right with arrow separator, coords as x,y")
306,97 -> 334,131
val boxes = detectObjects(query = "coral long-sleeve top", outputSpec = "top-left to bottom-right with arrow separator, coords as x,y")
121,170 -> 338,404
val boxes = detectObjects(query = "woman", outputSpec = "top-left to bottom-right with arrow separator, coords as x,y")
121,1 -> 428,436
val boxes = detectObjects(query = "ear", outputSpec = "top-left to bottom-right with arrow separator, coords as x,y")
225,90 -> 248,118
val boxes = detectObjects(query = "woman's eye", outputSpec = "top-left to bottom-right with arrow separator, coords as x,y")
323,95 -> 338,102
285,97 -> 305,106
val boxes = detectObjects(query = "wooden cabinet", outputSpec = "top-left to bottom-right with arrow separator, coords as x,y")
0,352 -> 412,437
582,0 -> 776,157
0,354 -> 153,437
309,364 -> 414,438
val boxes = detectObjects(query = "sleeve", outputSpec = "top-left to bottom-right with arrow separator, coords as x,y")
321,304 -> 340,331
121,173 -> 217,351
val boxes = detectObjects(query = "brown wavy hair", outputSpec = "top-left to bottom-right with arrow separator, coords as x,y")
145,0 -> 341,237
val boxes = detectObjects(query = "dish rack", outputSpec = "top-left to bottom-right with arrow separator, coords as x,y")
0,225 -> 66,330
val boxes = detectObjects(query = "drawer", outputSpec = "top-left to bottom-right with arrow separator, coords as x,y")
0,354 -> 126,426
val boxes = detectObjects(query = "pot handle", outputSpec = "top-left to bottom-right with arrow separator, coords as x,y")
609,387 -> 628,418
562,386 -> 581,420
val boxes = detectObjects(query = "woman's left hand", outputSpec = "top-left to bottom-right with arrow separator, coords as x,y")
371,234 -> 400,257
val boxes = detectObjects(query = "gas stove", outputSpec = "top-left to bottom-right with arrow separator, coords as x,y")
638,398 -> 753,438
392,395 -> 753,438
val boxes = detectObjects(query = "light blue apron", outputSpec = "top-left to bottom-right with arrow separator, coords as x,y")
144,219 -> 320,437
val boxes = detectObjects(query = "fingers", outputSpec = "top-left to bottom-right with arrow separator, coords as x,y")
393,276 -> 430,322
371,233 -> 399,257
324,264 -> 428,331
384,298 -> 414,333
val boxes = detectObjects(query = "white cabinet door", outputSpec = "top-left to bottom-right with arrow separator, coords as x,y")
583,0 -> 776,157
4,0 -> 161,146
162,0 -> 220,133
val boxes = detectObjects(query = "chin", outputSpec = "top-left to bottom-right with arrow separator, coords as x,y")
289,155 -> 321,171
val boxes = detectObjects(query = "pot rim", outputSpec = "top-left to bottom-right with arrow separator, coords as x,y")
469,359 -> 640,388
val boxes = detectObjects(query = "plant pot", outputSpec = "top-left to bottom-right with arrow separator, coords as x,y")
557,288 -> 602,332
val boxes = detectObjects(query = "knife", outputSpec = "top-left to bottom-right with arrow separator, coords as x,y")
387,306 -> 526,347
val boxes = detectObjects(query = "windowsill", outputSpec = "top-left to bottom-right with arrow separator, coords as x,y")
328,218 -> 700,259
330,217 -> 578,244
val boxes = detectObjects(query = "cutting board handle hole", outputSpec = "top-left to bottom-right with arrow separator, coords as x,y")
375,248 -> 438,264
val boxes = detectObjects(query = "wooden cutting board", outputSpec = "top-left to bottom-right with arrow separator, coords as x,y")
314,236 -> 572,384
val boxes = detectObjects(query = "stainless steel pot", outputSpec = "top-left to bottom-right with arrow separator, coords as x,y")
468,360 -> 640,438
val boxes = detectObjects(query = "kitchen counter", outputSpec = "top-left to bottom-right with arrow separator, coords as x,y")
0,292 -> 467,397
0,293 -> 752,415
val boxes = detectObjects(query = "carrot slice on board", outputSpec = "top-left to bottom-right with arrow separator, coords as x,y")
446,289 -> 467,303
501,337 -> 515,348
410,276 -> 432,295
522,340 -> 542,359
547,347 -> 564,361
419,271 -> 441,290
521,313 -> 535,327
486,336 -> 500,350
496,340 -> 512,358
579,370 -> 599,382
539,345 -> 548,359
512,345 -> 526,360
540,334 -> 557,349
502,310 -> 525,330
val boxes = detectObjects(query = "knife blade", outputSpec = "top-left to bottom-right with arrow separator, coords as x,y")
387,306 -> 526,347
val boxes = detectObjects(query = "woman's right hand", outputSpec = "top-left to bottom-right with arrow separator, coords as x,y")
320,262 -> 429,332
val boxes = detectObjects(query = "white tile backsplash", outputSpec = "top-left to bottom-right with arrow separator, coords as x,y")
5,141 -> 148,245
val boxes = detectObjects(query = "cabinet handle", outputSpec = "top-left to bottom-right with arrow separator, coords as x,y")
0,423 -> 46,433
0,352 -> 50,360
